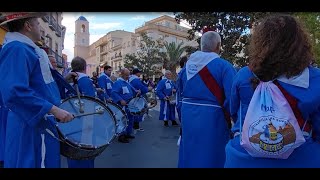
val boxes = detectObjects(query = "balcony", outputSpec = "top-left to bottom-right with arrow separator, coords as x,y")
46,15 -> 62,37
48,15 -> 57,31
42,15 -> 49,22
110,53 -> 122,60
55,25 -> 62,37
48,48 -> 64,68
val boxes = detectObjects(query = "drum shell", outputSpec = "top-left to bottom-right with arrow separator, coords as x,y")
57,95 -> 116,160
104,101 -> 128,135
57,130 -> 109,160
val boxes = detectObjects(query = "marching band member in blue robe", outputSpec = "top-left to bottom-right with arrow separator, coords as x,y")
0,93 -> 8,168
179,31 -> 236,168
129,68 -> 149,132
112,68 -> 140,143
156,70 -> 178,127
0,13 -> 74,168
98,65 -> 113,103
67,56 -> 96,168
0,43 -> 6,168
176,56 -> 188,168
176,56 -> 188,124
225,14 -> 320,168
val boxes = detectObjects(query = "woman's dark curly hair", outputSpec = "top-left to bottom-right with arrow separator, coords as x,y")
248,14 -> 314,87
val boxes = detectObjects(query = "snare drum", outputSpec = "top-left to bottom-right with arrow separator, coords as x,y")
127,96 -> 148,116
57,96 -> 116,160
169,93 -> 177,105
144,91 -> 157,108
105,102 -> 128,135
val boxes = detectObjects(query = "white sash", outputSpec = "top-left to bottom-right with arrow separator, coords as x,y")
186,51 -> 220,81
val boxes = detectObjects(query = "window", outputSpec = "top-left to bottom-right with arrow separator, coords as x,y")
55,42 -> 58,53
132,40 -> 135,46
82,39 -> 85,44
165,21 -> 170,27
81,24 -> 86,33
127,41 -> 130,47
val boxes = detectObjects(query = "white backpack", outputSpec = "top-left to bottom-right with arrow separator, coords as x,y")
240,81 -> 307,159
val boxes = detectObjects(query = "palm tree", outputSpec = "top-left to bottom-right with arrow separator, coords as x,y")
163,41 -> 187,80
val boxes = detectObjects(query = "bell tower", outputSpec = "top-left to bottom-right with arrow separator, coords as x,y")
74,16 -> 89,57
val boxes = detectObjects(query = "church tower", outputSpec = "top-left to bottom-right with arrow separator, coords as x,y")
74,16 -> 89,58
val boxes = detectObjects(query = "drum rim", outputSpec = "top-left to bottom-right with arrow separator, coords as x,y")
105,101 -> 128,120
128,96 -> 148,104
127,96 -> 148,116
105,101 -> 128,134
57,95 -> 117,148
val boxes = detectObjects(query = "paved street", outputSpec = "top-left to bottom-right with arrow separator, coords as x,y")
61,101 -> 180,168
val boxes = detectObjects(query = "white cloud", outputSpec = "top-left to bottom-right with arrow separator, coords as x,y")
130,16 -> 146,20
61,13 -> 109,61
90,22 -> 122,30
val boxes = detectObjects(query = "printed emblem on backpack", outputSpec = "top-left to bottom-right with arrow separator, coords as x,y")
241,81 -> 306,159
248,116 -> 296,155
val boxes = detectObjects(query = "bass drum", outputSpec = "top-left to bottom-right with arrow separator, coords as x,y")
57,96 -> 116,160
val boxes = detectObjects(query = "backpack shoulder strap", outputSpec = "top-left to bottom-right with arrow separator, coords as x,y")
273,80 -> 312,133
198,66 -> 232,129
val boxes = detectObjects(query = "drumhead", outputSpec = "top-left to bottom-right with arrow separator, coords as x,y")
105,102 -> 128,134
57,96 -> 116,149
127,97 -> 148,115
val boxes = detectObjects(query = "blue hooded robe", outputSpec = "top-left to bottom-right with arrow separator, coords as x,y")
179,51 -> 236,168
111,78 -> 137,136
0,33 -> 61,168
156,78 -> 176,121
98,72 -> 113,102
225,66 -> 320,168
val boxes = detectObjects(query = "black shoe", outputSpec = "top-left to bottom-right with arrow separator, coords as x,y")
133,122 -> 139,129
118,135 -> 129,143
172,120 -> 179,126
125,135 -> 135,139
164,121 -> 169,127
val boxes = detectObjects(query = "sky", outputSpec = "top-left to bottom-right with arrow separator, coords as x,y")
61,12 -> 192,61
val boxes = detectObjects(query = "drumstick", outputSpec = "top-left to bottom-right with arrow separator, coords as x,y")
73,110 -> 104,118
72,71 -> 84,113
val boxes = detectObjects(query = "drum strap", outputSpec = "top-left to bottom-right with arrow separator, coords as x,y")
50,68 -> 77,98
198,66 -> 232,129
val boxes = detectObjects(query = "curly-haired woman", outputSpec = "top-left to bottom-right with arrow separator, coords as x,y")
225,14 -> 320,168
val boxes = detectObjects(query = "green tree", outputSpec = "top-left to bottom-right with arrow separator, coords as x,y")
294,12 -> 320,66
124,32 -> 166,77
163,41 -> 187,79
174,12 -> 274,67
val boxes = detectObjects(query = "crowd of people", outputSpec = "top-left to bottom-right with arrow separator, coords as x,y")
1,12 -> 320,168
